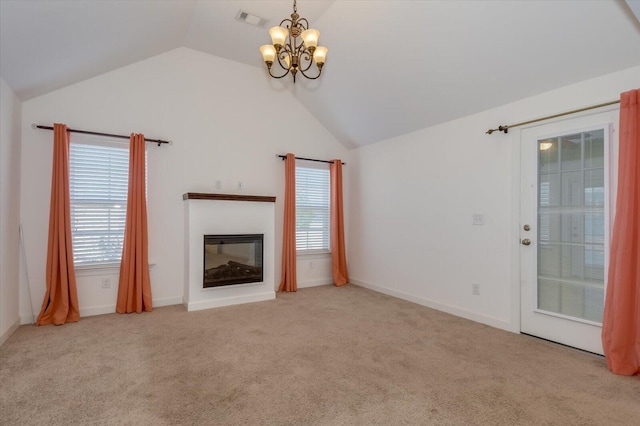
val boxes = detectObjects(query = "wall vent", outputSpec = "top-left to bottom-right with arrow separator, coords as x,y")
236,10 -> 269,28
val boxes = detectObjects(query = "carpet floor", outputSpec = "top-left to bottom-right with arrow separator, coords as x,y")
1,284 -> 638,425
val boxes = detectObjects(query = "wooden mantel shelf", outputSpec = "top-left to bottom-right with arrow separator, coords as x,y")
182,193 -> 276,203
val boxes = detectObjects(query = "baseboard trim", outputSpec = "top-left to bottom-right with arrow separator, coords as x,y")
0,317 -> 21,346
80,296 -> 184,317
350,278 -> 512,331
186,291 -> 275,312
20,315 -> 35,325
297,279 -> 333,289
18,297 -> 186,323
154,297 -> 184,308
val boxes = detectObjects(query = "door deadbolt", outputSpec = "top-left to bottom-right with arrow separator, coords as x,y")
523,224 -> 531,231
521,238 -> 531,246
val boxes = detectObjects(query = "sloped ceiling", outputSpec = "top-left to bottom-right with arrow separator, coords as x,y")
1,0 -> 639,148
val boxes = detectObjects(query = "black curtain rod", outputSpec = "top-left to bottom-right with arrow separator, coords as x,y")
485,99 -> 620,135
276,154 -> 345,165
33,124 -> 171,146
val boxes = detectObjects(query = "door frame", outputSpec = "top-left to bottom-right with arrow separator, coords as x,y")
509,105 -> 620,340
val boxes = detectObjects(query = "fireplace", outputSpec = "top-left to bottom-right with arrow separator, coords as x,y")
203,234 -> 263,288
184,193 -> 275,311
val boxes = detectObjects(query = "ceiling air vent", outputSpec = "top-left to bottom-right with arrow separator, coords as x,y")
236,10 -> 269,28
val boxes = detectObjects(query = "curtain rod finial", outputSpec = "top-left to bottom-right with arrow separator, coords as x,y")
31,123 -> 38,130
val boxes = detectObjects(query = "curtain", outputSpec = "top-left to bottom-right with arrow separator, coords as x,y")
330,159 -> 349,286
116,134 -> 152,313
278,153 -> 297,292
602,88 -> 640,376
36,123 -> 80,326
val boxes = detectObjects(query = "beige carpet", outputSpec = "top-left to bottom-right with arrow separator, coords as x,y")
1,285 -> 638,425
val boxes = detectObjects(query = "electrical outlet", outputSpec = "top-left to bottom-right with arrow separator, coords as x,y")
101,278 -> 111,289
215,180 -> 222,190
472,283 -> 480,295
472,213 -> 485,225
237,181 -> 244,190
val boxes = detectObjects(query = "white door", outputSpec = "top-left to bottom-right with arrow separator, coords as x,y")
520,110 -> 617,355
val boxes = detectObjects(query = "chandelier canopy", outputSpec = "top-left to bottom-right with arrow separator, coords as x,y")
259,0 -> 327,83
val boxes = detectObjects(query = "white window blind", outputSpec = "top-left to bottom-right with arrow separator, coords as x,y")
69,142 -> 130,266
296,166 -> 330,252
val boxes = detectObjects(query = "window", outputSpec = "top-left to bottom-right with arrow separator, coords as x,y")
69,141 -> 130,266
296,165 -> 330,252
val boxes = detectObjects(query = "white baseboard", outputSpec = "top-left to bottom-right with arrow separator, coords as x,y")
20,315 -> 35,325
186,291 -> 275,312
350,278 -> 513,332
154,297 -> 183,308
21,296 -> 185,323
0,317 -> 21,346
79,296 -> 184,317
297,279 -> 333,289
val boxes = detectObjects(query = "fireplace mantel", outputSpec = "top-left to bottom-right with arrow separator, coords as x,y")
183,193 -> 276,203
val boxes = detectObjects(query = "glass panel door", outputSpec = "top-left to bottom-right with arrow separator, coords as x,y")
519,110 -> 616,355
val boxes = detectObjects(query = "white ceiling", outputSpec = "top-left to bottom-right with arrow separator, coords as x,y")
1,0 -> 639,148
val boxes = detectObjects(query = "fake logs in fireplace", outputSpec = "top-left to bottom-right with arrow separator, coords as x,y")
203,234 -> 264,288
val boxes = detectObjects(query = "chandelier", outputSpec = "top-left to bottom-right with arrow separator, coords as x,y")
259,0 -> 328,83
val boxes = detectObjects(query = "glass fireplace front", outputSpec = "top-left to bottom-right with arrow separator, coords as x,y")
203,234 -> 264,288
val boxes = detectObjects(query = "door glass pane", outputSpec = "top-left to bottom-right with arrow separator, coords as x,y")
537,130 -> 605,323
539,138 -> 558,174
560,134 -> 582,171
585,129 -> 605,169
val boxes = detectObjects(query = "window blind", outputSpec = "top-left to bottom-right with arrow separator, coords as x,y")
69,142 -> 129,265
296,166 -> 330,252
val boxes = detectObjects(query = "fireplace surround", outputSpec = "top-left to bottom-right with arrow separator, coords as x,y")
183,193 -> 276,311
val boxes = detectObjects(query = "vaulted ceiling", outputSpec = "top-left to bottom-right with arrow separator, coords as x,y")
2,0 -> 640,148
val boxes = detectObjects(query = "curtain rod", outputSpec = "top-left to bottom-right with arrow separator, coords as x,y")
276,154 -> 345,165
485,99 -> 620,135
32,124 -> 171,146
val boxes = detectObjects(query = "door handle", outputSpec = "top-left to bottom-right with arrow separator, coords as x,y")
521,238 -> 532,246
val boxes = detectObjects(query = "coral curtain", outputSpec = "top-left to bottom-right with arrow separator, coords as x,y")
36,123 -> 80,325
116,134 -> 152,313
278,153 -> 297,292
602,88 -> 640,376
330,159 -> 349,286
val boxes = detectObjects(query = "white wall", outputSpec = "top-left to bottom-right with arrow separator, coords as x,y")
0,77 -> 22,343
19,47 -> 350,321
348,66 -> 640,332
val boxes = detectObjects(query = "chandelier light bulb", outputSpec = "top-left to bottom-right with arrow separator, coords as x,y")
269,26 -> 289,50
260,45 -> 276,63
313,46 -> 328,65
301,29 -> 319,49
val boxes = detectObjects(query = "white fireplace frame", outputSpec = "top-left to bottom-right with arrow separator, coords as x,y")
183,194 -> 276,311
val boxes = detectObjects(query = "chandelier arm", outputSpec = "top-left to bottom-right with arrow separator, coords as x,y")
275,50 -> 290,70
274,42 -> 295,70
267,66 -> 291,79
298,53 -> 314,73
279,18 -> 294,28
276,55 -> 289,70
298,66 -> 322,80
296,18 -> 309,30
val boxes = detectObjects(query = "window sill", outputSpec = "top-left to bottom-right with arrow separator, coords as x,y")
296,251 -> 331,259
75,261 -> 156,277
